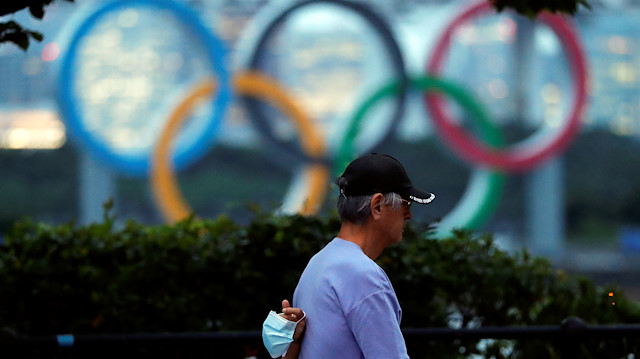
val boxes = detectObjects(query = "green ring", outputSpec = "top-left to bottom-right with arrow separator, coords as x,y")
334,75 -> 506,238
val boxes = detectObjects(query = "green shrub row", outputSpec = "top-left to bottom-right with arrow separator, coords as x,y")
1,203 -> 639,358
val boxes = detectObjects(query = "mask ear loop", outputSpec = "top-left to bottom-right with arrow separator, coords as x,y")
295,311 -> 306,323
280,310 -> 306,323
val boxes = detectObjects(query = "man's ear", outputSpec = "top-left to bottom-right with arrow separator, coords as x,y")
370,193 -> 384,220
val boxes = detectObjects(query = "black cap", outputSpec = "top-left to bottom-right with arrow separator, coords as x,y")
336,153 -> 435,204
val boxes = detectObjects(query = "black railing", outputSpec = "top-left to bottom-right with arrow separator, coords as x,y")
3,318 -> 640,350
2,330 -> 262,348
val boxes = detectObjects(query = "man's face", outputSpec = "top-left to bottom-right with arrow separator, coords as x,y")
379,197 -> 413,245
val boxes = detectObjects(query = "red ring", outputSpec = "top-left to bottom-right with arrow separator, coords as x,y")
425,1 -> 588,172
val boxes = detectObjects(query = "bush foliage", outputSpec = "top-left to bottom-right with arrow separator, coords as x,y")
1,204 -> 639,358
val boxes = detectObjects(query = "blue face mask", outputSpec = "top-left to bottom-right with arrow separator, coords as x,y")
262,310 -> 305,358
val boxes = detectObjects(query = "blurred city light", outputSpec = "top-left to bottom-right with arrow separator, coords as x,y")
0,110 -> 65,149
41,42 -> 60,62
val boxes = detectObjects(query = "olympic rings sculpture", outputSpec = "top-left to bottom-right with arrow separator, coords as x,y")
425,1 -> 587,172
237,0 -> 408,164
335,75 -> 506,238
56,0 -> 589,238
151,71 -> 330,221
57,0 -> 231,176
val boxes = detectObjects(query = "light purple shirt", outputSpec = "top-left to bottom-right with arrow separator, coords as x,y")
293,237 -> 409,359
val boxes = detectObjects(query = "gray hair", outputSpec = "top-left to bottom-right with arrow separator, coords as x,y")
337,192 -> 403,224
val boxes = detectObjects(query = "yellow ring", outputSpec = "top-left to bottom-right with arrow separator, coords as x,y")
150,71 -> 330,223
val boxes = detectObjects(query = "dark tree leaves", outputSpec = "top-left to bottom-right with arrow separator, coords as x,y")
0,20 -> 43,51
492,0 -> 592,18
0,0 -> 74,50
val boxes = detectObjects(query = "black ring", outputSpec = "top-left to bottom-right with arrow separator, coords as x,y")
241,0 -> 408,168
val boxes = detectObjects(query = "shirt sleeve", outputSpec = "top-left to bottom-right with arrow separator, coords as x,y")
345,290 -> 409,359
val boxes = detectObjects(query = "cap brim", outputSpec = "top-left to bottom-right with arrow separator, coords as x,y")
408,188 -> 435,204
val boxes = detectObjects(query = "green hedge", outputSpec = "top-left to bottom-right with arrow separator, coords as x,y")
1,204 -> 640,358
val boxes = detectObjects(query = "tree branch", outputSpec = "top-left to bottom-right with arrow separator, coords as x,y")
0,1 -> 30,17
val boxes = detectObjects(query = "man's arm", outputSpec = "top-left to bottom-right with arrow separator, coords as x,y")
283,339 -> 302,359
282,299 -> 305,359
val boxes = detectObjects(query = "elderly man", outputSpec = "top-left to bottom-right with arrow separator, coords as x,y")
288,153 -> 435,358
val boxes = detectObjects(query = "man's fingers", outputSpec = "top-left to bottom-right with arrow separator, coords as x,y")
281,299 -> 293,319
281,303 -> 304,322
284,308 -> 303,317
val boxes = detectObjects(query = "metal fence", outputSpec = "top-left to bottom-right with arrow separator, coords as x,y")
3,318 -> 640,352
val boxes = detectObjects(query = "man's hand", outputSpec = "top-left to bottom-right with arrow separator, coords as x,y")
281,299 -> 305,341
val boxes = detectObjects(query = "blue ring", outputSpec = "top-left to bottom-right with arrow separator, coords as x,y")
57,0 -> 231,177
